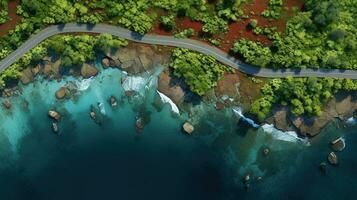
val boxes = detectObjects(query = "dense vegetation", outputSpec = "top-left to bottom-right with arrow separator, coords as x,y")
169,48 -> 232,96
0,34 -> 127,89
262,0 -> 283,19
0,0 -> 8,24
251,77 -> 357,121
233,0 -> 357,70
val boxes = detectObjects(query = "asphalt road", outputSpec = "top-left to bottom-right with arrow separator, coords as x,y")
1,23 -> 357,79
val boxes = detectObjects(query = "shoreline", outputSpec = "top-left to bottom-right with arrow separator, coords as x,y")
1,41 -> 356,139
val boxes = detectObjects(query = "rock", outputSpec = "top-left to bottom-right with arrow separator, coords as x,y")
319,162 -> 327,174
31,64 -> 41,76
2,88 -> 13,97
257,176 -> 263,181
136,118 -> 143,130
273,110 -> 289,131
331,137 -> 346,152
55,87 -> 67,99
90,111 -> 96,121
2,99 -> 11,109
52,122 -> 59,134
243,174 -> 250,183
81,63 -> 98,78
291,117 -> 304,129
215,102 -> 225,110
102,57 -> 110,68
20,67 -> 34,85
262,148 -> 270,156
183,122 -> 194,135
353,109 -> 357,118
109,96 -> 117,108
48,110 -> 61,121
327,152 -> 338,165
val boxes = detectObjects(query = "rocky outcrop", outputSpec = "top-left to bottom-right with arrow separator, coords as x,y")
331,137 -> 345,152
2,99 -> 11,109
48,110 -> 61,121
101,57 -> 110,68
105,43 -> 170,75
20,67 -> 35,85
81,63 -> 98,78
266,92 -> 357,137
43,59 -> 61,78
55,87 -> 68,99
183,122 -> 194,134
157,70 -> 185,105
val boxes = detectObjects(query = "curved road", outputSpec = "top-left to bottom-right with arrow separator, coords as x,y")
1,23 -> 357,79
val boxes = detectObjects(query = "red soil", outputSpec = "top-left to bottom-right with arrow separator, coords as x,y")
0,0 -> 21,37
150,0 -> 304,52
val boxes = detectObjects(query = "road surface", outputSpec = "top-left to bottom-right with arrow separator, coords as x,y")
1,23 -> 357,79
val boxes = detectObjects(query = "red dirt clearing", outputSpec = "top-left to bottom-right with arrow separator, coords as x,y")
151,0 -> 304,52
0,0 -> 21,37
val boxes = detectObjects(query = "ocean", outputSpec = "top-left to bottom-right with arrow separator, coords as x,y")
0,65 -> 356,200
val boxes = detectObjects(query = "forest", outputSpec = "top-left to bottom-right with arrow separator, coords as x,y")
169,48 -> 232,96
0,0 -> 8,24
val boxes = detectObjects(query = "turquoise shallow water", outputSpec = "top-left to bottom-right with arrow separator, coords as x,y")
0,66 -> 356,200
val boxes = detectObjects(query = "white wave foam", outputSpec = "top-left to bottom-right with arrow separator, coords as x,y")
261,124 -> 310,146
157,91 -> 180,114
346,117 -> 357,124
76,77 -> 94,91
232,107 -> 260,128
122,76 -> 148,95
98,102 -> 106,115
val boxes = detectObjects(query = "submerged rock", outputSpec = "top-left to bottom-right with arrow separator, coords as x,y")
2,99 -> 11,109
48,110 -> 61,121
319,162 -> 327,174
331,137 -> 346,152
136,117 -> 143,130
109,96 -> 118,108
52,122 -> 59,134
327,152 -> 338,165
183,122 -> 194,135
262,148 -> 270,156
55,87 -> 67,99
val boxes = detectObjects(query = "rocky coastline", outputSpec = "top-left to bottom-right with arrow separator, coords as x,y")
1,41 -> 357,138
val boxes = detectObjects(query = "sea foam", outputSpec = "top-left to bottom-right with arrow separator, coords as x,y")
157,91 -> 180,114
76,77 -> 94,91
261,124 -> 310,146
232,107 -> 260,128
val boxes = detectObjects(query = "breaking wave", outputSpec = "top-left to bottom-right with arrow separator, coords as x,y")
76,77 -> 94,91
157,91 -> 180,114
232,107 -> 260,128
261,124 -> 310,146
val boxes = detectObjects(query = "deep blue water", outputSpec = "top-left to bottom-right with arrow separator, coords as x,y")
0,67 -> 356,200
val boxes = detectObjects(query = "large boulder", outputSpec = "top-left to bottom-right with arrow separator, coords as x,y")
331,137 -> 346,152
2,99 -> 11,109
81,63 -> 98,78
327,152 -> 338,165
48,110 -> 61,121
55,87 -> 67,99
183,122 -> 194,135
101,57 -> 110,68
20,68 -> 34,85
